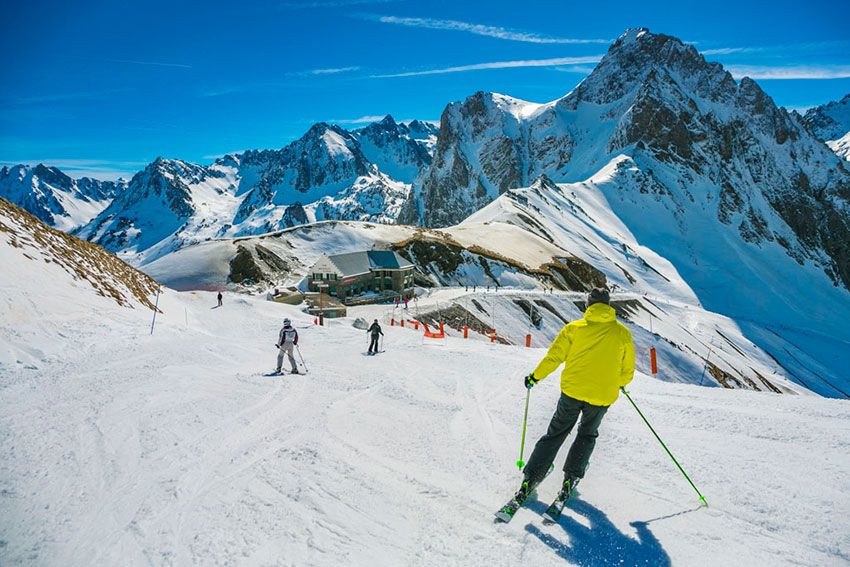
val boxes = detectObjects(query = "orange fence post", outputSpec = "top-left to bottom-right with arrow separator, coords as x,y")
391,318 -> 395,326
463,326 -> 469,339
490,331 -> 496,343
413,321 -> 419,330
439,322 -> 444,334
650,347 -> 658,374
525,334 -> 532,348
313,318 -> 318,325
401,319 -> 405,328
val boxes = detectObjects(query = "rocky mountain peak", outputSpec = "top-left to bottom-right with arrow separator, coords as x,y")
804,93 -> 850,141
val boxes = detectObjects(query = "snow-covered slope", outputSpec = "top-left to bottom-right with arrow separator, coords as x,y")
464,169 -> 850,398
141,219 -> 602,295
1,267 -> 847,564
0,197 -> 159,369
0,164 -> 124,231
827,131 -> 850,161
140,216 -> 818,395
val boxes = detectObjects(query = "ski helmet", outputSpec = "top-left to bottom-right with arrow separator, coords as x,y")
283,318 -> 291,326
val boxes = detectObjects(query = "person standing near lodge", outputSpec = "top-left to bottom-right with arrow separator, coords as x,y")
367,319 -> 383,355
275,318 -> 300,374
518,288 -> 635,504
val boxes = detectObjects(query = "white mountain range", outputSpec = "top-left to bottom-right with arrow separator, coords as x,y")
3,28 -> 850,399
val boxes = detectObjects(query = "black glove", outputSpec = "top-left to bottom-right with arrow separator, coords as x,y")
524,373 -> 539,389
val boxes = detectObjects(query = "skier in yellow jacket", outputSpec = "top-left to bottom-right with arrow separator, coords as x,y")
520,287 -> 635,502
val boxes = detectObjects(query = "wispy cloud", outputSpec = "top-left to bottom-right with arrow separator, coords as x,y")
0,158 -> 146,180
64,55 -> 191,69
372,56 -> 603,78
553,65 -> 597,74
308,66 -> 361,74
700,40 -> 850,57
100,58 -> 192,69
280,0 -> 397,8
727,65 -> 850,80
359,15 -> 609,44
330,115 -> 387,124
700,47 -> 760,56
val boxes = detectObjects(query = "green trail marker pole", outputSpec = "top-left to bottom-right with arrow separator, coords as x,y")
516,388 -> 531,469
621,387 -> 708,507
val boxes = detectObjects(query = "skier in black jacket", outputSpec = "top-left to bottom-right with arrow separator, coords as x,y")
367,319 -> 383,354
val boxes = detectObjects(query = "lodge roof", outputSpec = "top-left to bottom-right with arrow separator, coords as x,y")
321,250 -> 413,277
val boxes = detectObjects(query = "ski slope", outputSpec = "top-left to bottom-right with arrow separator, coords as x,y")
2,287 -> 848,566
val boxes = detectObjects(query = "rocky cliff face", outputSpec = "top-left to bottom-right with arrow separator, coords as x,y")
404,28 -> 850,291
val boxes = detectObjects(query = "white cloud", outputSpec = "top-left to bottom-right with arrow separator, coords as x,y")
360,15 -> 609,44
372,56 -> 603,78
330,115 -> 387,124
306,66 -> 361,75
727,65 -> 850,80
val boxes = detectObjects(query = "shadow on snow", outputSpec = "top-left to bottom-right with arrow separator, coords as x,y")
524,499 -> 673,566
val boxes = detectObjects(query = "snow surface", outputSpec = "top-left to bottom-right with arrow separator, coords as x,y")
827,131 -> 850,161
465,164 -> 850,399
2,234 -> 848,565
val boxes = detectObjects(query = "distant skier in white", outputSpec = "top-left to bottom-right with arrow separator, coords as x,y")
276,318 -> 299,374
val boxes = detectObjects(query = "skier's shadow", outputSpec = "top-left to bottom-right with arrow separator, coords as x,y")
524,499 -> 671,566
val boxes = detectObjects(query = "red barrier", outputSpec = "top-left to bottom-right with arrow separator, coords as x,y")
650,347 -> 658,374
401,320 -> 405,328
463,326 -> 469,339
413,321 -> 420,330
490,332 -> 496,343
422,323 -> 445,339
313,318 -> 318,325
439,322 -> 445,334
525,334 -> 532,348
390,318 -> 395,326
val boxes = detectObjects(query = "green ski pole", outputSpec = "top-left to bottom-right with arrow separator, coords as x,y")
516,388 -> 531,469
621,387 -> 708,507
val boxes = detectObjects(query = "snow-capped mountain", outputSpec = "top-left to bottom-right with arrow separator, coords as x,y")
402,29 -> 850,293
0,164 -> 124,231
804,93 -> 850,141
804,94 -> 850,161
352,115 -> 434,183
75,119 -> 431,263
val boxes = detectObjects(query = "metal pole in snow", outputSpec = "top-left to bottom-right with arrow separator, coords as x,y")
149,286 -> 161,335
516,388 -> 531,469
621,387 -> 707,507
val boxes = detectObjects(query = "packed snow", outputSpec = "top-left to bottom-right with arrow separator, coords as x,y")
2,234 -> 849,565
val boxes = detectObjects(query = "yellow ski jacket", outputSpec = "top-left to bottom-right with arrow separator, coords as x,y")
532,303 -> 635,406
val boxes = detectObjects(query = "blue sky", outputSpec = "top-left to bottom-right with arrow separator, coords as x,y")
2,0 -> 849,179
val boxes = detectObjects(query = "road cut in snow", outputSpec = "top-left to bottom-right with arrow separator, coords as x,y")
1,287 -> 848,566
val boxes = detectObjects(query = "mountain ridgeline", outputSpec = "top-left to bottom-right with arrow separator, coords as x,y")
402,29 -> 850,292
69,118 -> 436,263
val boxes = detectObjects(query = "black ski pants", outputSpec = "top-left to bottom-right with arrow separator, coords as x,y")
369,334 -> 380,353
523,393 -> 609,482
